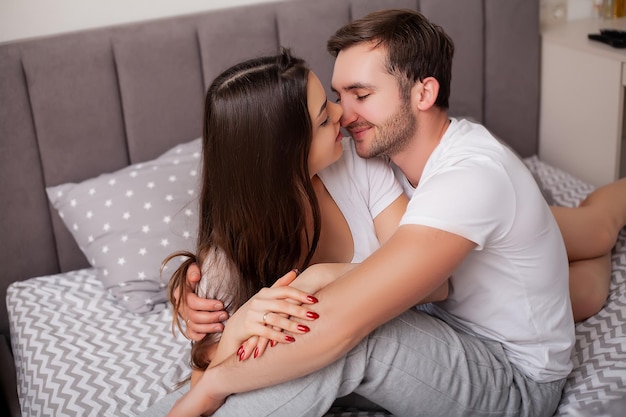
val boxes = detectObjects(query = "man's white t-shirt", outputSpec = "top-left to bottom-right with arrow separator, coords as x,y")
319,138 -> 403,263
397,118 -> 575,382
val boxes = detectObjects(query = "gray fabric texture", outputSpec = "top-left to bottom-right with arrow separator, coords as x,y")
113,18 -> 205,163
46,139 -> 201,313
20,29 -> 129,273
484,0 -> 540,158
0,44 -> 59,337
197,2 -> 280,88
277,0 -> 351,100
421,0 -> 484,122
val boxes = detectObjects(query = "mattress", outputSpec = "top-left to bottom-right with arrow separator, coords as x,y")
7,157 -> 626,417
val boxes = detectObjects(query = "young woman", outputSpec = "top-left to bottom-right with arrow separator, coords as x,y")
165,49 -> 448,380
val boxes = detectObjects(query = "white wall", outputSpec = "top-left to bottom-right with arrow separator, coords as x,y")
567,0 -> 597,19
542,1 -> 626,30
541,0 -> 598,29
0,0 -> 283,43
2,0 -> 600,44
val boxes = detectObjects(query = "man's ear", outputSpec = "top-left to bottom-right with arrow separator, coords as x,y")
413,77 -> 439,111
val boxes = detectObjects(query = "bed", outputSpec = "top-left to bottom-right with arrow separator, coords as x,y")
1,0 -> 624,416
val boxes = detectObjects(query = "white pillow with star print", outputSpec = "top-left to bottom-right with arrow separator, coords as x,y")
46,138 -> 201,314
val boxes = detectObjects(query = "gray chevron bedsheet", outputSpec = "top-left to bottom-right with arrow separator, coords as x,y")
7,157 -> 626,417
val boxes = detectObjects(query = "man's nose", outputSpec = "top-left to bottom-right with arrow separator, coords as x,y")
339,103 -> 356,127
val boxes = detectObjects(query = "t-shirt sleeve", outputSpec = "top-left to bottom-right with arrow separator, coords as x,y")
400,159 -> 515,249
364,156 -> 404,219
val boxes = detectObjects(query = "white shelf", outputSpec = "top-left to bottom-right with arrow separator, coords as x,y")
539,17 -> 626,187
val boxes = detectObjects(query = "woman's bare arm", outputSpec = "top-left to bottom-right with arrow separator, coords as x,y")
167,225 -> 475,417
209,254 -> 447,371
208,268 -> 335,367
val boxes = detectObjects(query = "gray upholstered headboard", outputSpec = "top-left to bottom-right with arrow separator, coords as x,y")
0,0 -> 539,342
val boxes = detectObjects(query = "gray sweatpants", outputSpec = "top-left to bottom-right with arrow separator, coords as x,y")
139,309 -> 565,417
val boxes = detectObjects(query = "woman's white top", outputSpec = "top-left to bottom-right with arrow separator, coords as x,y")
318,138 -> 403,263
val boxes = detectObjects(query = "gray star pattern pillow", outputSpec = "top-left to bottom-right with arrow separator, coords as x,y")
46,138 -> 201,314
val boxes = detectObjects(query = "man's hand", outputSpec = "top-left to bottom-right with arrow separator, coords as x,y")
179,263 -> 229,341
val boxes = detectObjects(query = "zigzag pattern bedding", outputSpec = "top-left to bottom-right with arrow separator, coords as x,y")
7,269 -> 191,416
7,157 -> 626,417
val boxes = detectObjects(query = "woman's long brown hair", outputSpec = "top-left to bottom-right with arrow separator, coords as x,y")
166,50 -> 321,371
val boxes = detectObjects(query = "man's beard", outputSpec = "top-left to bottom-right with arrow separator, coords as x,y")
350,99 -> 416,159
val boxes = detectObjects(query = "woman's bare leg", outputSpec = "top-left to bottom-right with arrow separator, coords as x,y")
550,178 -> 626,261
550,177 -> 626,321
551,205 -> 616,261
568,254 -> 612,322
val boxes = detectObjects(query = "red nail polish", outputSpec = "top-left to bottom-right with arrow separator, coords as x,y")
306,295 -> 318,303
270,340 -> 277,347
239,349 -> 245,361
285,335 -> 296,342
237,345 -> 244,356
253,347 -> 259,358
297,324 -> 310,333
306,311 -> 319,319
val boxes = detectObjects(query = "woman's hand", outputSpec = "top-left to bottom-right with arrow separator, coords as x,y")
176,263 -> 229,341
211,269 -> 319,365
235,263 -> 356,360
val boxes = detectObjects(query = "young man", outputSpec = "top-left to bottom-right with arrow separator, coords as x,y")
165,10 -> 574,417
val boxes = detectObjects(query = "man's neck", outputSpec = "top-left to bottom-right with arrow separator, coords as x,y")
390,111 -> 450,188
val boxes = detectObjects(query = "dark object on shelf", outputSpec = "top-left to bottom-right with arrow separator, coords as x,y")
588,28 -> 626,48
